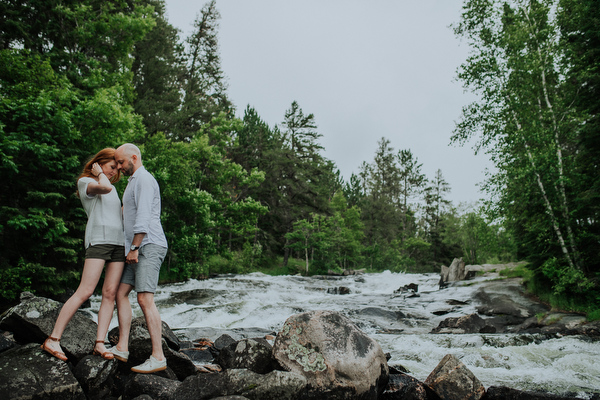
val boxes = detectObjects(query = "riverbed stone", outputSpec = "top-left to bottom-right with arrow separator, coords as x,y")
484,386 -> 583,399
215,337 -> 275,373
123,373 -> 181,400
171,368 -> 307,400
72,354 -> 118,400
272,310 -> 389,399
0,293 -> 97,361
424,354 -> 485,400
431,313 -> 496,334
380,373 -> 431,400
0,343 -> 86,400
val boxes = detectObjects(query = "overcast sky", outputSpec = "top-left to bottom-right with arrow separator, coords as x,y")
163,0 -> 492,205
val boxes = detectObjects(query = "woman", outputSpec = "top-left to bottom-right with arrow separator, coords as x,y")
41,148 -> 125,361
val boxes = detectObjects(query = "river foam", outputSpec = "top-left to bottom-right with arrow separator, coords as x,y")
88,271 -> 600,398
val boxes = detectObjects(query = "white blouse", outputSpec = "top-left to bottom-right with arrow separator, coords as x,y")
77,177 -> 125,249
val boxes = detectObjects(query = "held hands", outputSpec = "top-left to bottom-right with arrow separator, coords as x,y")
126,250 -> 139,264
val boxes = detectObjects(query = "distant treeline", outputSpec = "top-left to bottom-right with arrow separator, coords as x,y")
0,0 -> 597,315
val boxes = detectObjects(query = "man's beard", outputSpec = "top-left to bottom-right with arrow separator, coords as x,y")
122,163 -> 134,176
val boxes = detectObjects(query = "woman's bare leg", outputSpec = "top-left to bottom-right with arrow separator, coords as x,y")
94,261 -> 124,354
46,258 -> 105,354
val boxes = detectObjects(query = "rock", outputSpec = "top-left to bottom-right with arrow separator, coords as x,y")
484,386 -> 582,399
0,343 -> 86,399
327,286 -> 351,294
214,333 -> 237,350
474,279 -> 549,320
122,373 -> 181,400
380,373 -> 433,400
424,354 -> 485,400
73,355 -> 118,400
109,316 -> 180,351
215,337 -> 275,374
272,310 -> 389,399
0,330 -> 17,354
108,317 -> 196,380
171,368 -> 307,400
0,293 -> 97,361
431,313 -> 496,334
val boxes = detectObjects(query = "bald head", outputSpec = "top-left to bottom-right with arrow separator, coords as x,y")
115,143 -> 142,176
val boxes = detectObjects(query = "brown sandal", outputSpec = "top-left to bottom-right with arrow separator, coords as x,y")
93,340 -> 115,360
41,336 -> 68,361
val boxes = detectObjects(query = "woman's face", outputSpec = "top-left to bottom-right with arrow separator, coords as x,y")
101,160 -> 118,180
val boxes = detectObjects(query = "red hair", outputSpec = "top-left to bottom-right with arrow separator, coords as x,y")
77,148 -> 121,190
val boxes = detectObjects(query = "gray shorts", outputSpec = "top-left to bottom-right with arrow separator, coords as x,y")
120,244 -> 167,293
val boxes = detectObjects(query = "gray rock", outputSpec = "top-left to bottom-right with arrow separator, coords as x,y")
73,355 -> 118,400
0,294 -> 97,361
171,368 -> 307,400
380,373 -> 430,400
484,386 -> 582,399
123,373 -> 181,400
424,354 -> 485,400
0,343 -> 86,400
215,337 -> 274,374
431,313 -> 495,334
272,310 -> 389,400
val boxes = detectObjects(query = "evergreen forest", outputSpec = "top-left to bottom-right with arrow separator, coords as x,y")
0,0 -> 598,317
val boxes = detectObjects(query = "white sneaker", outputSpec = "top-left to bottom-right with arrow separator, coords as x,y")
110,347 -> 129,362
131,355 -> 167,373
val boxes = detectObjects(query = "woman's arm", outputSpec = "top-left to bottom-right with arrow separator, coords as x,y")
86,163 -> 113,195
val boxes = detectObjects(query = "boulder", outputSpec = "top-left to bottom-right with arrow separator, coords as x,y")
0,292 -> 97,361
380,373 -> 433,400
424,354 -> 485,400
108,316 -> 196,380
272,310 -> 389,399
0,343 -> 86,400
172,368 -> 307,400
484,386 -> 583,400
122,373 -> 181,400
440,258 -> 478,286
215,337 -> 275,374
431,313 -> 496,334
72,355 -> 118,400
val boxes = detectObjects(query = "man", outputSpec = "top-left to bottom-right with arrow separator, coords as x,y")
111,143 -> 168,373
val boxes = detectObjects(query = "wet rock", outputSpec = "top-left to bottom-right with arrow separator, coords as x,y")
431,313 -> 496,334
327,286 -> 351,294
123,373 -> 180,400
214,333 -> 237,350
109,316 -> 180,351
161,288 -> 225,306
380,373 -> 433,400
0,330 -> 17,353
0,343 -> 86,400
440,258 -> 477,286
483,386 -> 583,399
108,317 -> 196,380
73,355 -> 118,400
0,293 -> 96,361
215,337 -> 275,374
474,279 -> 549,320
424,354 -> 485,400
172,369 -> 307,400
273,310 -> 389,399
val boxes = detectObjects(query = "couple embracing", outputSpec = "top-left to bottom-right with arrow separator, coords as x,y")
41,144 -> 168,374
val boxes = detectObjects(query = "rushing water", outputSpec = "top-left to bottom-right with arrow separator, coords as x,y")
89,271 -> 600,398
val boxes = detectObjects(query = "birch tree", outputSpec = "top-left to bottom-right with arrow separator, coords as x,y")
452,0 -> 590,292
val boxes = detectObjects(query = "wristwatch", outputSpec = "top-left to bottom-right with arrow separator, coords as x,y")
130,244 -> 140,251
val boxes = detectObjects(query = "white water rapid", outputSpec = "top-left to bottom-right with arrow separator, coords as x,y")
90,271 -> 600,398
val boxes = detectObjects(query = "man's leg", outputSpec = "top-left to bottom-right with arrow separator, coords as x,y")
137,292 -> 164,361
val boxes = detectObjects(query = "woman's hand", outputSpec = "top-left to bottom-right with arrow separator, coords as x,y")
91,162 -> 103,177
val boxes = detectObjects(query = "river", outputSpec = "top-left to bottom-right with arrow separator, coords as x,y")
90,270 -> 600,398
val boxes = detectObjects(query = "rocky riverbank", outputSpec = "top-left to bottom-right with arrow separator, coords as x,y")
1,266 -> 599,399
